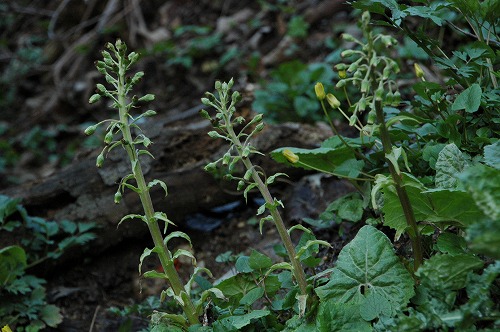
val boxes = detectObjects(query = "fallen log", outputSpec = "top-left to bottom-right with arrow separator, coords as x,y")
2,108 -> 331,253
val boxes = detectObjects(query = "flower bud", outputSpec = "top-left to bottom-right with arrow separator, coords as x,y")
254,123 -> 265,132
414,63 -> 425,79
84,125 -> 97,136
114,191 -> 122,204
314,82 -> 326,100
358,97 -> 367,111
283,149 -> 299,164
336,80 -> 346,88
338,70 -> 347,79
89,94 -> 101,104
392,91 -> 401,105
361,80 -> 370,93
104,131 -> 114,144
96,153 -> 105,168
367,110 -> 377,124
375,87 -> 384,101
341,50 -> 355,58
215,81 -> 222,90
361,11 -> 371,26
143,110 -> 157,117
138,94 -> 155,102
326,93 -> 341,109
237,180 -> 245,191
231,91 -> 241,103
342,33 -> 356,42
199,109 -> 211,120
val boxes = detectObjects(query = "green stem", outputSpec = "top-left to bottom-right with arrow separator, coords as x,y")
116,59 -> 199,325
373,98 -> 423,271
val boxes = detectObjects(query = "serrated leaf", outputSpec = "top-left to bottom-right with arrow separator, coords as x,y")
40,304 -> 63,327
316,301 -> 371,332
435,143 -> 470,189
315,225 -> 414,317
359,291 -> 392,321
451,83 -> 482,113
416,254 -> 483,290
0,245 -> 27,284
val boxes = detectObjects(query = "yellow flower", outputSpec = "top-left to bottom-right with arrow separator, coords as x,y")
314,82 -> 326,100
2,325 -> 13,332
283,149 -> 299,164
326,93 -> 341,109
338,70 -> 347,79
414,63 -> 425,79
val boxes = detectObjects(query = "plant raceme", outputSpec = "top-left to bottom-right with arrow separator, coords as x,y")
201,79 -> 331,317
85,40 -> 228,329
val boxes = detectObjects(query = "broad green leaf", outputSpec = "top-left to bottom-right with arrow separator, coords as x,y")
248,250 -> 273,270
315,225 -> 414,318
484,141 -> 500,169
381,174 -> 432,237
316,300 -> 371,332
435,143 -> 470,189
235,256 -> 253,273
416,254 -> 483,290
457,164 -> 500,220
239,286 -> 265,306
271,146 -> 362,178
436,232 -> 467,255
425,189 -> 486,226
451,83 -> 482,113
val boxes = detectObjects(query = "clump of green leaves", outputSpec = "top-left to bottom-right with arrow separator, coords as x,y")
252,60 -> 335,123
270,4 -> 499,330
0,195 -> 96,331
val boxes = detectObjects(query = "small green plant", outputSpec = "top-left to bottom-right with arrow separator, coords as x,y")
85,40 -> 232,329
0,195 -> 96,331
252,60 -> 335,123
201,79 -> 331,313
